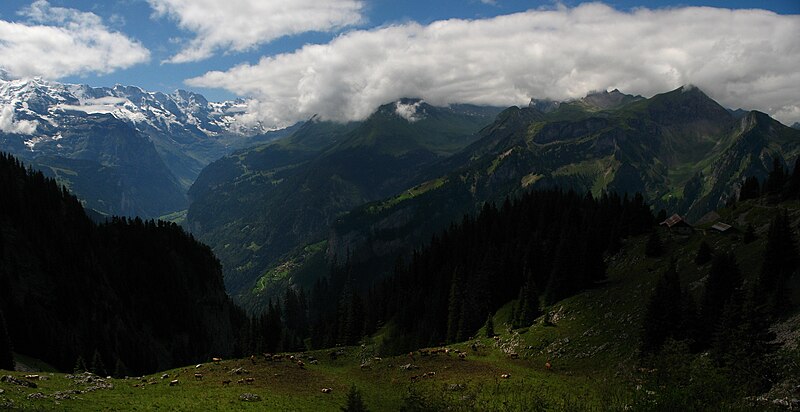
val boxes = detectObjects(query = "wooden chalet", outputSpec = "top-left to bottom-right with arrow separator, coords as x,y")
660,214 -> 693,235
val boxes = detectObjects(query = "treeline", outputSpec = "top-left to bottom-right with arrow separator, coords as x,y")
238,189 -> 654,356
0,152 -> 245,375
739,157 -> 800,202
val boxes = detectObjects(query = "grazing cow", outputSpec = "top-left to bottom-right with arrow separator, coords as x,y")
321,388 -> 333,393
245,377 -> 255,384
221,380 -> 231,386
500,374 -> 511,379
161,373 -> 169,380
237,379 -> 245,385
195,364 -> 202,369
212,357 -> 222,363
194,373 -> 203,381
410,375 -> 420,382
423,371 -> 436,378
297,360 -> 305,369
169,379 -> 179,386
458,353 -> 467,360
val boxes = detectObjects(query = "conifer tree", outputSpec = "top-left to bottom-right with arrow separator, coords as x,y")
446,268 -> 465,342
341,385 -> 369,412
0,310 -> 14,370
699,253 -> 742,348
758,210 -> 797,316
695,241 -> 713,265
641,261 -> 682,354
764,158 -> 787,195
743,224 -> 756,244
784,157 -> 800,199
645,231 -> 663,257
113,358 -> 127,378
514,272 -> 541,328
91,349 -> 107,376
74,356 -> 87,374
739,176 -> 761,201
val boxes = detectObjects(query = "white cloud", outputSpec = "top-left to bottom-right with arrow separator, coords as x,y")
148,0 -> 364,63
0,1 -> 149,79
187,3 -> 800,126
0,104 -> 38,135
395,100 -> 425,122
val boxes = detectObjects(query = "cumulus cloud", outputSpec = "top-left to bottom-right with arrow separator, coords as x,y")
148,0 -> 364,63
187,3 -> 800,127
0,105 -> 38,135
395,100 -> 425,122
0,1 -> 149,79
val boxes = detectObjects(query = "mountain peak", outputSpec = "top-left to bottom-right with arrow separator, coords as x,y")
528,97 -> 561,113
580,88 -> 643,110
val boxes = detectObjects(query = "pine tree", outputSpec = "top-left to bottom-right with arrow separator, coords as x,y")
764,158 -> 787,195
0,310 -> 14,370
743,224 -> 756,244
514,273 -> 541,328
758,210 -> 798,316
446,268 -> 465,342
695,241 -> 713,265
341,385 -> 369,412
74,356 -> 87,373
640,261 -> 683,354
113,358 -> 127,378
784,157 -> 800,199
739,176 -> 761,201
91,349 -> 107,376
699,253 -> 742,348
645,231 -> 663,257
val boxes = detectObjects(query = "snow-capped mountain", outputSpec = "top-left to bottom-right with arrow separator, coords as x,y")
0,77 -> 293,218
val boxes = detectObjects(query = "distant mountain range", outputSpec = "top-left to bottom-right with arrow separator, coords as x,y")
3,77 -> 798,305
185,86 -> 800,306
0,77 -> 293,217
187,100 -> 504,294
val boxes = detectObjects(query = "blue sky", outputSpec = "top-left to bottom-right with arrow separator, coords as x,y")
0,1 -> 798,125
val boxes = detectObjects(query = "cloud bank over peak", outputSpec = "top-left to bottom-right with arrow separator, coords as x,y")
187,3 -> 800,127
0,1 -> 150,79
148,0 -> 365,63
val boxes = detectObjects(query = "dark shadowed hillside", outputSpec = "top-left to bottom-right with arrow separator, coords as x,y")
0,152 -> 245,375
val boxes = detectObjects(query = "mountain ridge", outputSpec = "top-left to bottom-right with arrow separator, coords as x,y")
0,77 -> 296,217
